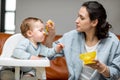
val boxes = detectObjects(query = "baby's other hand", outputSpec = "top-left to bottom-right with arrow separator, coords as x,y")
55,43 -> 64,53
30,55 -> 41,60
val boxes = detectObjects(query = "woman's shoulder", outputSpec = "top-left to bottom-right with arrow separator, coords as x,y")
104,32 -> 120,45
63,30 -> 82,37
60,30 -> 83,41
108,32 -> 119,41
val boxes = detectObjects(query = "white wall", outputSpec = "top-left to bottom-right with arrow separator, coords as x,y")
15,0 -> 120,35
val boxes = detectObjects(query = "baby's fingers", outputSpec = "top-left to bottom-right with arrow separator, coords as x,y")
58,43 -> 64,48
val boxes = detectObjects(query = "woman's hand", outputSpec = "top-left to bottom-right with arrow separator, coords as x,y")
44,20 -> 56,48
45,19 -> 56,38
86,60 -> 102,70
86,60 -> 110,77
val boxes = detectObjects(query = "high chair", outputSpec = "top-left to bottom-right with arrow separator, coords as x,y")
0,33 -> 50,80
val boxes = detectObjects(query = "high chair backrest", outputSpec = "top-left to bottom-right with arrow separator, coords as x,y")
1,33 -> 25,57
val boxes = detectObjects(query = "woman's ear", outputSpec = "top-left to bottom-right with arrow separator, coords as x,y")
91,19 -> 98,27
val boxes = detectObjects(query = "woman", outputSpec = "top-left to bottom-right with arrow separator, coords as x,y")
46,1 -> 120,80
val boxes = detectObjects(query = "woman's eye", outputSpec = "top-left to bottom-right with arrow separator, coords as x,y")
80,17 -> 84,20
79,15 -> 85,20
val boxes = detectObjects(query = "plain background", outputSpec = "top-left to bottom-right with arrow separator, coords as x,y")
15,0 -> 120,35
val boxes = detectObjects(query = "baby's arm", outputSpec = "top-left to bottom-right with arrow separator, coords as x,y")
55,43 -> 64,53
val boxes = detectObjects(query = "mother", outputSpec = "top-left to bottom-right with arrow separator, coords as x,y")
46,1 -> 120,80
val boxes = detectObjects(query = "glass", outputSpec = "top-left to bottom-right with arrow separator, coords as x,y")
5,12 -> 15,30
5,0 -> 16,11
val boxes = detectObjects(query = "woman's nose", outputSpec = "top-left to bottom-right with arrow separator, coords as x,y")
75,17 -> 79,23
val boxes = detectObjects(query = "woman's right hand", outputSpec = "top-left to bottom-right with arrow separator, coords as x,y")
44,20 -> 56,48
45,19 -> 56,38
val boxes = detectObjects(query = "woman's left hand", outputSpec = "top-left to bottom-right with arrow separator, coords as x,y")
86,60 -> 110,77
86,60 -> 106,73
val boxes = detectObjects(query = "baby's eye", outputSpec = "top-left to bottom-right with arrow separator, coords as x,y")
39,29 -> 43,32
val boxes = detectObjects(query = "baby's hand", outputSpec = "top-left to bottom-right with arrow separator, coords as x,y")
55,43 -> 64,53
30,55 -> 41,60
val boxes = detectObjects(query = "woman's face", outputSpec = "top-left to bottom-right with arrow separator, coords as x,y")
75,6 -> 95,33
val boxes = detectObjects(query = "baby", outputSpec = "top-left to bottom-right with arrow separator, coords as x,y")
12,17 -> 64,77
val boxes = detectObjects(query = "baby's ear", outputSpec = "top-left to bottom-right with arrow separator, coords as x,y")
26,30 -> 33,37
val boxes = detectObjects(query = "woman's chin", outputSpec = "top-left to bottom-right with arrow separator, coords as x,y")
76,29 -> 82,32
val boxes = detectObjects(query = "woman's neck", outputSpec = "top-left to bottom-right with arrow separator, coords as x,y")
85,33 -> 99,47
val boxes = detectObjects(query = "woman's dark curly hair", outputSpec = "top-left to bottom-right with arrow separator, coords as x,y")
82,1 -> 111,40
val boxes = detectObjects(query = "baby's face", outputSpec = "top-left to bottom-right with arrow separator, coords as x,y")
30,21 -> 46,43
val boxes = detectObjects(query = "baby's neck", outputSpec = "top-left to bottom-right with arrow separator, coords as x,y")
29,39 -> 38,48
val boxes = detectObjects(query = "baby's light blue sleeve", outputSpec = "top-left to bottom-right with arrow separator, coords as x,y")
12,39 -> 31,59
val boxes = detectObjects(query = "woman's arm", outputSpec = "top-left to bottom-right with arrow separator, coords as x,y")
44,34 -> 55,48
87,42 -> 120,79
44,20 -> 56,48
